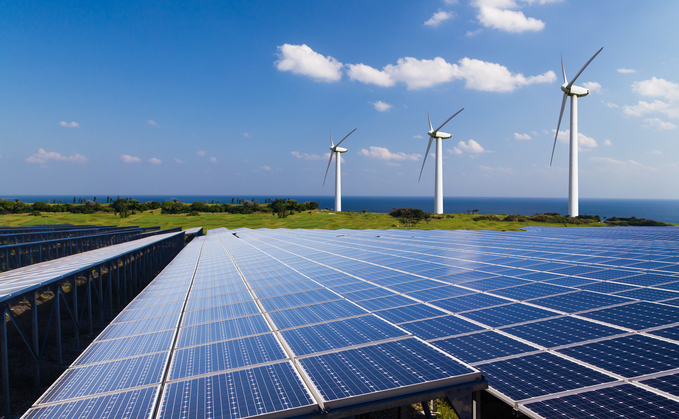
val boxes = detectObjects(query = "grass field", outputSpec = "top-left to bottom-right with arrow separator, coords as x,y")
0,209 -> 613,231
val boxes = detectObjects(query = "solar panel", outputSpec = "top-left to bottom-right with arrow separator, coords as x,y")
501,316 -> 627,347
432,331 -> 538,364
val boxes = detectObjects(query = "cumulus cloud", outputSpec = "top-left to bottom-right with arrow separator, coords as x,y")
291,151 -> 323,161
209,157 -> 217,163
346,63 -> 395,87
372,101 -> 392,112
147,120 -> 159,127
472,0 -> 551,33
624,77 -> 679,120
582,81 -> 601,93
424,10 -> 454,27
604,139 -> 612,146
617,68 -> 636,74
120,155 -> 141,163
554,130 -> 598,150
197,150 -> 206,156
643,118 -> 677,130
58,121 -> 79,128
26,149 -> 88,165
514,132 -> 532,140
349,56 -> 554,91
149,157 -> 162,165
358,146 -> 420,161
452,139 -> 486,155
275,44 -> 343,82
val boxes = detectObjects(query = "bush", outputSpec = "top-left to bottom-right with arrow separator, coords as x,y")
473,214 -> 501,221
604,216 -> 670,226
31,210 -> 41,216
187,211 -> 200,216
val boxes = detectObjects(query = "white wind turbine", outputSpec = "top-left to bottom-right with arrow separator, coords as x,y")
323,128 -> 356,212
419,108 -> 464,214
550,47 -> 603,217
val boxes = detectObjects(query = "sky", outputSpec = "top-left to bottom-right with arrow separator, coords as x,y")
2,0 -> 678,199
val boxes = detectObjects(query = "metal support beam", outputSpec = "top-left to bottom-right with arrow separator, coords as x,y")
421,401 -> 433,419
31,292 -> 40,387
1,307 -> 9,417
445,387 -> 475,419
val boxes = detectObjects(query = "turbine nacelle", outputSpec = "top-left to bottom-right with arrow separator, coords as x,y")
428,130 -> 452,139
323,128 -> 357,187
561,83 -> 589,97
330,146 -> 348,153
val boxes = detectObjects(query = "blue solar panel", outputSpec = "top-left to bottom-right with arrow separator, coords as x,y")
176,314 -> 271,348
75,330 -> 174,366
259,288 -> 340,311
530,291 -> 632,313
432,331 -> 538,364
38,352 -> 168,404
460,303 -> 559,327
502,317 -> 626,347
406,285 -> 472,301
577,269 -> 640,281
431,293 -> 511,313
341,287 -> 395,301
184,291 -> 253,311
268,299 -> 367,329
281,315 -> 408,356
617,288 -> 679,302
158,362 -> 316,419
252,280 -> 321,298
399,315 -> 484,340
489,283 -> 573,300
526,384 -> 679,419
641,373 -> 679,397
97,314 -> 179,341
355,295 -> 416,311
580,302 -> 679,330
477,353 -> 616,400
576,281 -> 639,293
544,276 -> 600,287
614,273 -> 679,286
170,333 -> 288,380
558,335 -> 679,377
388,279 -> 446,293
374,303 -> 447,324
23,387 -> 159,419
298,338 -> 477,405
459,276 -> 530,292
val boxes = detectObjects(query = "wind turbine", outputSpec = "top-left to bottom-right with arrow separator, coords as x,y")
323,128 -> 356,212
550,47 -> 603,217
419,108 -> 464,214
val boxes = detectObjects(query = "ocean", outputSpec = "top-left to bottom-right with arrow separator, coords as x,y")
4,195 -> 679,223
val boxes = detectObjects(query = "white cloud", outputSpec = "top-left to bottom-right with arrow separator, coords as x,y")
346,63 -> 395,87
554,130 -> 598,150
275,44 -> 343,82
209,157 -> 217,163
260,165 -> 271,171
358,146 -> 420,161
603,101 -> 619,109
243,132 -> 250,138
197,150 -> 206,156
291,151 -> 323,161
58,121 -> 79,128
582,81 -> 601,93
174,158 -> 185,163
604,139 -> 612,146
149,157 -> 162,165
617,68 -> 636,74
424,10 -> 454,27
472,0 -> 547,33
26,149 -> 88,164
413,135 -> 424,139
514,132 -> 532,140
349,56 -> 554,91
643,118 -> 677,130
147,120 -> 159,127
372,101 -> 392,112
120,155 -> 141,163
624,77 -> 679,120
453,139 -> 486,154
466,29 -> 483,37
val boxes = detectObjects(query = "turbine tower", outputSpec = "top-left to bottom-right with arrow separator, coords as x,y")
550,47 -> 603,217
419,108 -> 464,214
323,128 -> 356,212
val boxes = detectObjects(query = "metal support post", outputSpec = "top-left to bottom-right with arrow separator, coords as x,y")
72,276 -> 79,349
87,272 -> 93,335
31,292 -> 40,386
421,401 -> 433,419
1,307 -> 9,417
55,284 -> 62,365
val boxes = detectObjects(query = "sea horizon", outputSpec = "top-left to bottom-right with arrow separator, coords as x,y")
4,195 -> 679,223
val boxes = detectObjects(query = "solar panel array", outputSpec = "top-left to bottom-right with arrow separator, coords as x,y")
212,226 -> 679,419
24,228 -> 483,419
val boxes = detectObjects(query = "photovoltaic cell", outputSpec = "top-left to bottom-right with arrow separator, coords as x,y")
641,373 -> 679,397
580,302 -> 679,330
431,293 -> 511,313
530,291 -> 632,313
180,300 -> 261,327
399,315 -> 484,340
176,314 -> 271,348
268,300 -> 367,329
460,303 -> 559,327
433,331 -> 538,364
502,317 -> 626,348
374,304 -> 447,324
75,330 -> 175,366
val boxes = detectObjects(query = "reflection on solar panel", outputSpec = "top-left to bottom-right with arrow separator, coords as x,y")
28,226 -> 679,418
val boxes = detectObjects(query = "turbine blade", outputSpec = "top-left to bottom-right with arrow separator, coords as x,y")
561,53 -> 567,84
335,128 -> 357,147
434,108 -> 464,133
550,93 -> 568,166
329,132 -> 334,147
419,137 -> 434,182
428,112 -> 433,131
323,152 -> 334,186
567,47 -> 603,88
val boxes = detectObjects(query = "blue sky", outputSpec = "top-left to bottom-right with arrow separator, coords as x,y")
2,0 -> 678,199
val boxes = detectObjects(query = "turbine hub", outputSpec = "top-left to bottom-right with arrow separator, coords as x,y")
331,147 -> 348,153
562,83 -> 589,97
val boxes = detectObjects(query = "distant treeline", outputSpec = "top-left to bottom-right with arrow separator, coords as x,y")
0,198 -> 319,217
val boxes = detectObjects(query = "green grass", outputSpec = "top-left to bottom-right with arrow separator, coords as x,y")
0,210 -> 616,231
